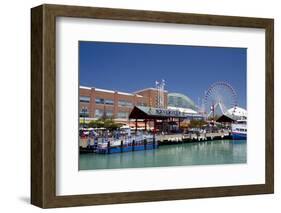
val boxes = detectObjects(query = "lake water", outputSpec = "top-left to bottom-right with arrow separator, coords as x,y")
79,139 -> 247,170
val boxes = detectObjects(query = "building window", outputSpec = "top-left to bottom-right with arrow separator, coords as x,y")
95,98 -> 104,104
95,109 -> 114,118
104,99 -> 114,105
95,109 -> 103,118
117,112 -> 129,119
95,98 -> 114,105
105,110 -> 114,118
80,96 -> 90,103
118,100 -> 133,107
80,107 -> 89,117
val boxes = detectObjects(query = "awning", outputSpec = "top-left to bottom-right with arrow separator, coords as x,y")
216,114 -> 236,123
129,106 -> 186,120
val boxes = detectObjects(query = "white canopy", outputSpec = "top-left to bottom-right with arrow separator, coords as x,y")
167,106 -> 198,114
227,106 -> 247,118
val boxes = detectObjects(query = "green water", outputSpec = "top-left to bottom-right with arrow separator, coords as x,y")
79,140 -> 246,170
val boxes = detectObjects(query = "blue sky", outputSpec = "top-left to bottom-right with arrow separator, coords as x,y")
79,41 -> 247,108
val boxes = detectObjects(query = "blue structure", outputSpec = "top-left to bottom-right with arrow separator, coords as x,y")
96,138 -> 158,154
232,132 -> 247,140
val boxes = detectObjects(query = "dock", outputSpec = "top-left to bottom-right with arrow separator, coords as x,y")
79,131 -> 232,154
157,131 -> 231,144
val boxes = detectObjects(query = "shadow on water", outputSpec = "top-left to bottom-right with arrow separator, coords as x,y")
79,139 -> 247,170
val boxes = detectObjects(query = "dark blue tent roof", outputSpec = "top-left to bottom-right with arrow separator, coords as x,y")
129,106 -> 186,119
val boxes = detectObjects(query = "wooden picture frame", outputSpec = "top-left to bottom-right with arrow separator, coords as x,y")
31,4 -> 274,208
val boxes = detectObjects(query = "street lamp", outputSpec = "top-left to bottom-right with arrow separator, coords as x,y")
81,106 -> 87,128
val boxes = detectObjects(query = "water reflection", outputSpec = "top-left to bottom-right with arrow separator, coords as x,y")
79,140 -> 246,170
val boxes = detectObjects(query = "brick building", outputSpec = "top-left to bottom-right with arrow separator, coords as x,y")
79,86 -> 168,125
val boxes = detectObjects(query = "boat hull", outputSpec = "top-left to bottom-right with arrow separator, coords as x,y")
232,132 -> 247,140
97,143 -> 157,154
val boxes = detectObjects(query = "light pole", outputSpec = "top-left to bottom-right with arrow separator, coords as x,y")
81,106 -> 87,128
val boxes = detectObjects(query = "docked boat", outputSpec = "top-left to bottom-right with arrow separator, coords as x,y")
79,126 -> 158,154
96,133 -> 157,154
231,120 -> 247,140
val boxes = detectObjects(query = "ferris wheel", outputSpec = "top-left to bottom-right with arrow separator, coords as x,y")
203,81 -> 238,118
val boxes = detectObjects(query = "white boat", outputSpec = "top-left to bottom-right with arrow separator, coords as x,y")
231,120 -> 247,140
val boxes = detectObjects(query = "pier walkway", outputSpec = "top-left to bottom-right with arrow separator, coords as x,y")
156,131 -> 230,143
80,131 -> 231,149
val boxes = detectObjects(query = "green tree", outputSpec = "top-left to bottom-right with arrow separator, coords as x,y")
88,119 -> 104,128
88,119 -> 122,130
103,119 -> 122,130
189,120 -> 207,128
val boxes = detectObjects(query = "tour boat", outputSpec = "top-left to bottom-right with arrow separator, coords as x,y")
231,120 -> 247,140
96,132 -> 157,154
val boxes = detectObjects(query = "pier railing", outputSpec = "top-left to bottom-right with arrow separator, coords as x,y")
156,131 -> 230,143
80,131 -> 231,150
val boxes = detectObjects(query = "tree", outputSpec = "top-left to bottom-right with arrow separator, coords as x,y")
189,119 -> 207,128
87,119 -> 122,130
88,119 -> 104,128
103,119 -> 122,130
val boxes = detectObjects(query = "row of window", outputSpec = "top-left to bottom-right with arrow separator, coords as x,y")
118,100 -> 133,107
117,111 -> 129,119
235,128 -> 247,132
79,108 -> 129,119
95,110 -> 129,119
95,98 -> 114,105
80,96 -> 146,107
94,109 -> 114,117
80,96 -> 91,103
